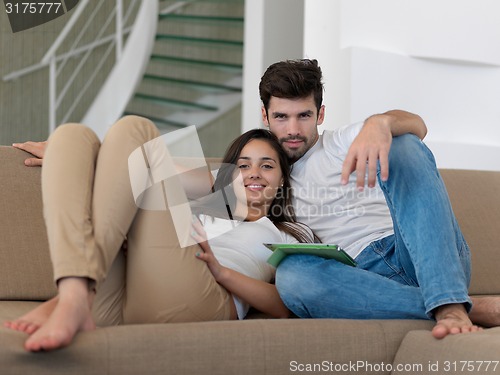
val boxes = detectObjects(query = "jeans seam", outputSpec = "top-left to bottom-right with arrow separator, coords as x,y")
369,242 -> 415,286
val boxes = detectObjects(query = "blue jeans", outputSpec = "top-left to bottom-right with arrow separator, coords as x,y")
276,134 -> 472,320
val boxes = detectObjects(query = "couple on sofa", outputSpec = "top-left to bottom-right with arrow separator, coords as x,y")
5,59 -> 500,352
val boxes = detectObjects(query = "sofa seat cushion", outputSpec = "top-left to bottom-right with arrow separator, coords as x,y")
1,300 -> 434,375
392,327 -> 500,375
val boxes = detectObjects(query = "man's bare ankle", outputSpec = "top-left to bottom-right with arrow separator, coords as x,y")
434,303 -> 468,321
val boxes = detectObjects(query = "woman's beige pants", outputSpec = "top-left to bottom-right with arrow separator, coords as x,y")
42,116 -> 233,326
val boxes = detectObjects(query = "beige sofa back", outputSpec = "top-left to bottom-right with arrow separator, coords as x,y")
1,146 -> 499,301
440,169 -> 500,294
0,146 -> 55,300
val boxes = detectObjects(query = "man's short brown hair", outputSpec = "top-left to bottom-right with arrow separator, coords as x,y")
259,59 -> 324,114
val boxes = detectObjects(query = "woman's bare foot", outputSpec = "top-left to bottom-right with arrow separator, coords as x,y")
469,296 -> 500,327
432,303 -> 481,339
4,296 -> 59,335
23,277 -> 96,352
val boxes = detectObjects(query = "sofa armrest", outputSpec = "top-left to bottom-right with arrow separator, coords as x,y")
392,327 -> 500,374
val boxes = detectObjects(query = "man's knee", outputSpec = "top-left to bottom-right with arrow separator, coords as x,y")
388,134 -> 436,172
274,258 -> 301,313
275,256 -> 307,296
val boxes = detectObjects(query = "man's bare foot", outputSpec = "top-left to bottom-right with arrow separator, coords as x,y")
4,296 -> 59,335
23,277 -> 96,352
432,303 -> 481,339
469,296 -> 500,327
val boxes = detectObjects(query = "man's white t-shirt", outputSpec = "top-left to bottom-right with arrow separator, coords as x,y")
290,123 -> 394,259
199,214 -> 300,319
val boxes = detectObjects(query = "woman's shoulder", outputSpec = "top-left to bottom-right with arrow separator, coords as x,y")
277,221 -> 316,244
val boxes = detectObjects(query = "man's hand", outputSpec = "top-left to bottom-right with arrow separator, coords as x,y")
341,110 -> 426,189
12,141 -> 47,167
341,116 -> 392,189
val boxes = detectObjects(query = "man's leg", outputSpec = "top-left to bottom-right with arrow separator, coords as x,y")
378,134 -> 475,337
276,253 -> 429,320
379,135 -> 471,311
276,135 -> 479,337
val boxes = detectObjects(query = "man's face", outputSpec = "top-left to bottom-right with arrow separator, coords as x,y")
262,95 -> 324,163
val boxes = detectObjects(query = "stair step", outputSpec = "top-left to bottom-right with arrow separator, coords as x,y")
160,1 -> 243,18
134,93 -> 219,111
126,98 -> 178,120
160,0 -> 243,4
159,14 -> 243,23
143,74 -> 241,92
156,34 -> 243,47
124,111 -> 188,128
156,19 -> 244,42
136,79 -> 206,103
146,61 -> 239,86
152,37 -> 242,66
127,0 -> 245,143
150,55 -> 243,70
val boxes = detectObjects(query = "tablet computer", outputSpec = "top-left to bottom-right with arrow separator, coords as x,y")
265,243 -> 357,268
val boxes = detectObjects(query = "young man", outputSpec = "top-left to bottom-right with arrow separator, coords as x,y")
259,59 -> 500,339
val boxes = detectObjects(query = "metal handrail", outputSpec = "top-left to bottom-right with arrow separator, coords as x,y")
40,0 -> 91,65
2,0 -> 140,133
3,0 -> 192,135
2,0 -> 92,81
56,1 -> 138,113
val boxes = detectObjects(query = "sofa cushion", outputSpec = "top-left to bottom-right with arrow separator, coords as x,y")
0,300 -> 434,375
440,169 -> 500,295
0,146 -> 56,300
392,328 -> 500,375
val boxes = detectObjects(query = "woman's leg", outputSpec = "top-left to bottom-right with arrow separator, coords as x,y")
124,209 -> 234,323
20,122 -> 102,351
122,132 -> 234,323
19,116 -> 162,350
12,116 -> 233,351
5,123 -> 102,336
40,116 -> 233,324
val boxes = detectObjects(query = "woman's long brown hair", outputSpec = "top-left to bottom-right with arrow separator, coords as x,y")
202,129 -> 320,243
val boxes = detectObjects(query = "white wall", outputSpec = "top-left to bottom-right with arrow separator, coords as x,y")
242,0 -> 304,132
302,0 -> 500,171
303,0 -> 351,130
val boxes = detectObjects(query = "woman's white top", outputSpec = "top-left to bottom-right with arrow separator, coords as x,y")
199,214 -> 300,319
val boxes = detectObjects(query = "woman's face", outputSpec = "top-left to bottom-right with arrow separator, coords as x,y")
232,139 -> 284,220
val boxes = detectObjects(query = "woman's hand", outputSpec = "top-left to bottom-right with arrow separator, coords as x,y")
191,217 -> 226,281
190,216 -> 290,319
12,141 -> 47,167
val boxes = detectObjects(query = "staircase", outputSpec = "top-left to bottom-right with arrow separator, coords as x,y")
124,0 -> 245,155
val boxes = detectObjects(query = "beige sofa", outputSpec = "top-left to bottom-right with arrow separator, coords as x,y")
1,145 -> 500,375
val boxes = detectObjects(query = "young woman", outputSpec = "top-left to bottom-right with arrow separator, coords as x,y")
5,116 -> 317,352
191,128 -> 319,320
